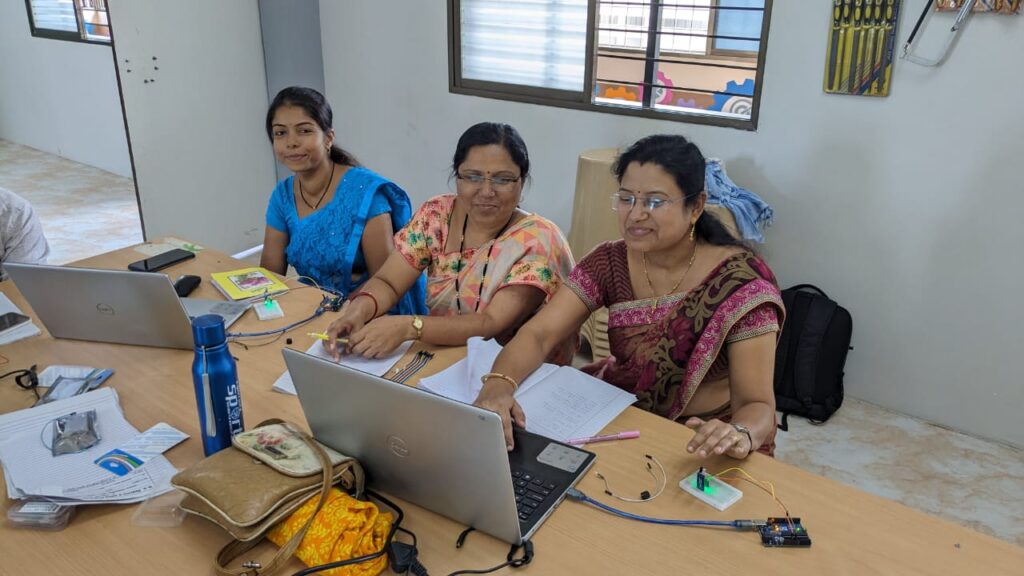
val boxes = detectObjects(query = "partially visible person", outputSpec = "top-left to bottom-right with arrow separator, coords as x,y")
325,122 -> 575,363
475,135 -> 784,457
0,187 -> 50,280
261,86 -> 425,314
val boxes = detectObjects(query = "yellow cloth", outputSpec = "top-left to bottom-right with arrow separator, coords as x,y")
266,488 -> 391,576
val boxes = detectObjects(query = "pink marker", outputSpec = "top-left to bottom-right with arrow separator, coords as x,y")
566,430 -> 640,445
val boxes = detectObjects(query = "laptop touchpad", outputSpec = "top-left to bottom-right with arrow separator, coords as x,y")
537,443 -> 589,473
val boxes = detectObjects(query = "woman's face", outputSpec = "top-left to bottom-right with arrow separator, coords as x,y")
270,105 -> 334,173
455,144 -> 524,229
615,161 -> 700,252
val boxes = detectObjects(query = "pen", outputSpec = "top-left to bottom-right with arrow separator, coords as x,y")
566,430 -> 640,446
307,332 -> 348,344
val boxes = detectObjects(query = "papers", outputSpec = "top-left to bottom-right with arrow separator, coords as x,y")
0,388 -> 178,505
273,340 -> 414,395
95,422 -> 188,477
419,338 -> 636,442
0,293 -> 40,345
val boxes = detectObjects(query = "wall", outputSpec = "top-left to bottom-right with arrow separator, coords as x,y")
0,0 -> 131,177
320,1 -> 1024,447
109,0 -> 277,255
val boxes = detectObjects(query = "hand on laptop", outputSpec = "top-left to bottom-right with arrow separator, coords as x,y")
325,300 -> 365,359
343,316 -> 411,359
474,381 -> 525,451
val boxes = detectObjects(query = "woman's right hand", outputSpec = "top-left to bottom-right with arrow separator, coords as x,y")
325,301 -> 366,359
473,379 -> 525,451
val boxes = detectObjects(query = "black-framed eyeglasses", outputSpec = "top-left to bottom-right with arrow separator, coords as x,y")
456,172 -> 521,191
610,192 -> 686,213
3,365 -> 39,400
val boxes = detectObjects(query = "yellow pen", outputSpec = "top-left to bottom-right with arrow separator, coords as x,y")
308,332 -> 349,344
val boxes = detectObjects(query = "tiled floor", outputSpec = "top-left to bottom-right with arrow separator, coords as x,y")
5,141 -> 1023,549
0,139 -> 142,264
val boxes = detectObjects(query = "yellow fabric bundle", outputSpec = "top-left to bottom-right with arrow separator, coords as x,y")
266,488 -> 392,576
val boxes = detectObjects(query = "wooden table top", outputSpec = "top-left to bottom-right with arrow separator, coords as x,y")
0,242 -> 1020,575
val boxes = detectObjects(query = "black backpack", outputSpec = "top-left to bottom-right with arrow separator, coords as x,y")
773,284 -> 852,430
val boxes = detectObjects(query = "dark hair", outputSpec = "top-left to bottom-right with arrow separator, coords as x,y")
614,134 -> 745,248
265,86 -> 359,167
451,122 -> 530,182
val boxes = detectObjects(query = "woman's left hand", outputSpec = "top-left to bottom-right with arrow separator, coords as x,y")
347,316 -> 412,358
684,417 -> 752,459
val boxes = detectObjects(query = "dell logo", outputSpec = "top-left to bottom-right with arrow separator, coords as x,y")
386,435 -> 409,458
96,303 -> 115,315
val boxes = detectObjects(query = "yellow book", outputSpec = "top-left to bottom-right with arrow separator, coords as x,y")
210,267 -> 289,303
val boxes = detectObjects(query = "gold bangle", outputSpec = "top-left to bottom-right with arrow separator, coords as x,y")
481,372 -> 518,392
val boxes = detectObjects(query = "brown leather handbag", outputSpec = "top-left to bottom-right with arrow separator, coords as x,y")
171,420 -> 364,576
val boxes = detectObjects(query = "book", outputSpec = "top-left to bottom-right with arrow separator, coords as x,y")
210,267 -> 289,303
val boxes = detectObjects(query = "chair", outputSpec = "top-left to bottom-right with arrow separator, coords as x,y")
568,149 -> 740,362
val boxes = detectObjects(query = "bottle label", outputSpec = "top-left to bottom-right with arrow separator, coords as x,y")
226,381 -> 243,435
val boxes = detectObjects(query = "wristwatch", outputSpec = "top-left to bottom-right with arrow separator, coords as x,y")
411,315 -> 424,340
731,423 -> 754,452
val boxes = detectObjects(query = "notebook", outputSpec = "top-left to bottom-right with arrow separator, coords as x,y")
210,267 -> 289,303
283,347 -> 596,544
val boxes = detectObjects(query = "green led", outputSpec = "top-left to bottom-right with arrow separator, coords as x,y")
690,478 -> 715,494
265,299 -> 274,308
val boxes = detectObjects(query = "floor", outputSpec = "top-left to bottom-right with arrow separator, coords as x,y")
3,142 -> 1022,549
0,139 -> 142,265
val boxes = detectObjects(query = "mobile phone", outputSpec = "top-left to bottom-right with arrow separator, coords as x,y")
0,312 -> 31,332
127,248 -> 195,272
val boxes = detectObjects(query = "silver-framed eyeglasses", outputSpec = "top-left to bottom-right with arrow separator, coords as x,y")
456,172 -> 521,192
611,192 -> 686,213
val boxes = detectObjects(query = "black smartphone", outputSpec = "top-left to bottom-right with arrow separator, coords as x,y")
0,312 -> 31,333
127,248 -> 195,272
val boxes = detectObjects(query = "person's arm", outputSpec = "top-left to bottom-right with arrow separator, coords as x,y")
324,250 -> 424,357
360,212 -> 395,277
259,226 -> 289,276
346,283 -> 547,358
474,287 -> 593,449
3,204 -> 49,265
685,331 -> 777,459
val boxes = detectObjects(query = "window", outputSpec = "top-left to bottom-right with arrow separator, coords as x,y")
449,0 -> 772,130
25,0 -> 111,44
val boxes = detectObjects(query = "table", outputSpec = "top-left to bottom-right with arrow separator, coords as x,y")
1,243 -> 1021,575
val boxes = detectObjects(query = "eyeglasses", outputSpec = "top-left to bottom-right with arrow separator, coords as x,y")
611,192 -> 685,213
456,172 -> 521,192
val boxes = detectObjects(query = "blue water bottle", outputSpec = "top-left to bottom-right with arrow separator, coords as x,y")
191,314 -> 244,456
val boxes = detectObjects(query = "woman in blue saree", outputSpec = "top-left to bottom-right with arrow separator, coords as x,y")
260,87 -> 425,314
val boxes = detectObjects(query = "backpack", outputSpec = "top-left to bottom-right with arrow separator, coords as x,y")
773,284 -> 853,430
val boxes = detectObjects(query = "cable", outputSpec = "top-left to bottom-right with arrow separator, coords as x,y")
567,488 -> 746,527
446,541 -> 533,576
289,489 -> 405,576
595,453 -> 667,503
712,466 -> 794,530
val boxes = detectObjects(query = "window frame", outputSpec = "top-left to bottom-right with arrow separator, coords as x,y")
448,0 -> 773,131
24,0 -> 111,45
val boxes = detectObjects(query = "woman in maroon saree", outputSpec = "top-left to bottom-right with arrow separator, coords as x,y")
475,135 -> 784,459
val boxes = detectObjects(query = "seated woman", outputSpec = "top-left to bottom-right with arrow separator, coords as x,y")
325,122 -> 575,362
261,86 -> 425,314
476,135 -> 784,458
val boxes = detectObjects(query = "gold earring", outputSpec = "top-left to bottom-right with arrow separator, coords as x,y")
690,222 -> 696,242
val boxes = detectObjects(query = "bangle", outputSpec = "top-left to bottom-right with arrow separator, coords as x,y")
350,291 -> 379,319
481,372 -> 518,392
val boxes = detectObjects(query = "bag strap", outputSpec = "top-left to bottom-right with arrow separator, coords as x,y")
786,284 -> 831,300
792,295 -> 836,408
214,424 -> 333,576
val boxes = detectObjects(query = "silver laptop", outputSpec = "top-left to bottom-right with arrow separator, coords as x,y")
283,347 -> 596,545
4,263 -> 247,350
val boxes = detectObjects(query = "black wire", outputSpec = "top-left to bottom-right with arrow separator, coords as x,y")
288,489 -> 405,576
446,541 -> 533,576
3,365 -> 39,400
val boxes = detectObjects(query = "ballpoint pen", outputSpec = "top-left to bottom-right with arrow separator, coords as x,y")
307,332 -> 348,344
566,430 -> 640,446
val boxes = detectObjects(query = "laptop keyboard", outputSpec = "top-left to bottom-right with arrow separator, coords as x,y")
511,468 -> 557,523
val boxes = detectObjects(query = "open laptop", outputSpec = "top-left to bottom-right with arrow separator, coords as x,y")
283,347 -> 596,545
4,263 -> 247,350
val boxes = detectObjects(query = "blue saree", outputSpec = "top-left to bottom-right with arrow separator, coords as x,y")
265,166 -> 427,315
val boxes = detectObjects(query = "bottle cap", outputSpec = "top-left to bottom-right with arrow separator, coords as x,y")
191,314 -> 226,347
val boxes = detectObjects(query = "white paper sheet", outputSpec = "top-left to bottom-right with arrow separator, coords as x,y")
418,337 -> 636,442
0,292 -> 41,345
272,339 -> 413,395
0,388 -> 177,505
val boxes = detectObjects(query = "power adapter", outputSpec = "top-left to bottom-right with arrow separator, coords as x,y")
389,541 -> 427,575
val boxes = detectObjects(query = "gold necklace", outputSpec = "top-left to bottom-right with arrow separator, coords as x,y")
641,242 -> 698,316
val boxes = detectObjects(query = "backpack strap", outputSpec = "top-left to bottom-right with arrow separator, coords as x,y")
787,284 -> 830,300
791,293 -> 837,412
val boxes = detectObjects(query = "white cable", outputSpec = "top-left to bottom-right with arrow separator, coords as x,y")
595,454 -> 667,503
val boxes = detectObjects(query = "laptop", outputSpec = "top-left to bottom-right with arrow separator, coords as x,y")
4,263 -> 248,350
283,347 -> 596,545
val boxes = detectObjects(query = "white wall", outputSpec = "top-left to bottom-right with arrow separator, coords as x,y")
0,0 -> 131,177
109,0 -> 277,254
321,1 -> 1024,447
